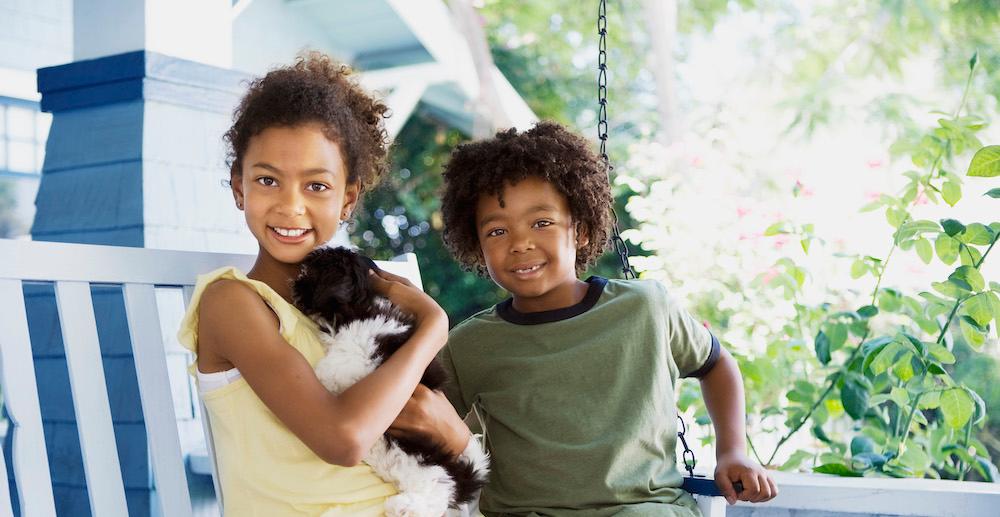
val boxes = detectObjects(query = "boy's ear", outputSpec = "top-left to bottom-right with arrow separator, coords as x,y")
575,222 -> 590,248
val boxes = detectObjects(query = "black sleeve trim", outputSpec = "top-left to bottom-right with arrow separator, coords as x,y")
685,334 -> 722,379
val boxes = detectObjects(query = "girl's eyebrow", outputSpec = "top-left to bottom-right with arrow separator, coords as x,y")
251,163 -> 334,176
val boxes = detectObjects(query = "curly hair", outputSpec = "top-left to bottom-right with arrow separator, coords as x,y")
441,121 -> 612,275
224,51 -> 389,192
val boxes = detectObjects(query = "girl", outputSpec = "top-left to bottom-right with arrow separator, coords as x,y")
178,53 -> 473,516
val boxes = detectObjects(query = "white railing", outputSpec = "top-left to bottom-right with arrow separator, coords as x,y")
0,239 -> 420,517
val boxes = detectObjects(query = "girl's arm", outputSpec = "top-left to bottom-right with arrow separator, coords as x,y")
699,347 -> 778,504
197,272 -> 448,467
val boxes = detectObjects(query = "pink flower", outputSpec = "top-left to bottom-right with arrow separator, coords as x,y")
864,191 -> 880,201
761,267 -> 779,285
690,156 -> 704,167
773,235 -> 790,249
914,189 -> 928,206
736,207 -> 751,218
867,159 -> 883,169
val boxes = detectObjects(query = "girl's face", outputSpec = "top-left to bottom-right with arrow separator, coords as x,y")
232,122 -> 360,266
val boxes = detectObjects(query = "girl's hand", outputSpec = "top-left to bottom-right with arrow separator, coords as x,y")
368,268 -> 447,327
387,384 -> 471,458
715,452 -> 777,504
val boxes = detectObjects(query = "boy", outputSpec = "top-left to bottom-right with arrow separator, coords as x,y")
438,122 -> 776,516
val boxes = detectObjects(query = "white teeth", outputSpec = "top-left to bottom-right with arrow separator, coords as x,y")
273,227 -> 307,237
515,264 -> 541,273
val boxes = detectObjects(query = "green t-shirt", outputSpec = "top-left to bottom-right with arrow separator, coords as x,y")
441,277 -> 720,517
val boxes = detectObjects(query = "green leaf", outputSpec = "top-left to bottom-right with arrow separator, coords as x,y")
985,188 -> 1000,199
853,452 -> 887,470
942,181 -> 961,206
970,51 -> 979,71
932,281 -> 965,299
960,244 -> 984,267
842,375 -> 870,420
858,305 -> 879,318
967,145 -> 1000,177
850,259 -> 867,279
951,265 -> 985,292
780,450 -> 814,472
915,238 -> 933,264
827,323 -> 848,351
957,223 -> 995,245
764,222 -> 786,236
813,463 -> 863,477
935,234 -> 960,264
889,386 -> 910,407
928,343 -> 956,364
851,435 -> 876,455
964,293 -> 994,327
940,388 -> 975,429
928,363 -> 947,375
940,219 -> 965,237
974,457 -> 999,482
815,330 -> 831,365
886,207 -> 908,228
895,220 -> 940,242
960,318 -> 986,350
869,342 -> 902,376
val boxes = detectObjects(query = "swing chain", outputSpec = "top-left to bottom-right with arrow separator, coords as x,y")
677,415 -> 697,478
597,0 -> 636,280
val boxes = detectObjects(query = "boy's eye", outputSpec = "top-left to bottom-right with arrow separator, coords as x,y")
486,228 -> 506,237
533,220 -> 553,228
256,177 -> 277,187
307,183 -> 329,192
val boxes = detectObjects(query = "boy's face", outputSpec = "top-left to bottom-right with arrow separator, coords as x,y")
232,122 -> 359,265
475,176 -> 590,313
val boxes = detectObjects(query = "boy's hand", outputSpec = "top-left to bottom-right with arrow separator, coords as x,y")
388,384 -> 471,458
715,452 -> 777,505
368,268 -> 448,330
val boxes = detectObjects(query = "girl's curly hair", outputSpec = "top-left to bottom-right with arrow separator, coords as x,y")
224,51 -> 389,192
441,121 -> 612,275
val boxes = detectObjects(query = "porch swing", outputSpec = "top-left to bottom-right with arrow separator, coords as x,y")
593,0 -> 740,500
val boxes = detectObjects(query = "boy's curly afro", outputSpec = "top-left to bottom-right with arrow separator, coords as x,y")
441,121 -> 612,275
224,51 -> 389,192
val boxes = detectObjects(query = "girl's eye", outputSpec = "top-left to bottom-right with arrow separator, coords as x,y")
307,183 -> 329,192
486,228 -> 506,237
256,177 -> 276,187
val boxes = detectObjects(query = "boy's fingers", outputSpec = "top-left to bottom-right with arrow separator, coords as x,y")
753,473 -> 771,502
369,267 -> 414,287
738,471 -> 760,502
716,474 -> 737,505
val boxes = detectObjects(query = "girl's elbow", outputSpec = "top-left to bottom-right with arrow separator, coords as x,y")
317,428 -> 368,466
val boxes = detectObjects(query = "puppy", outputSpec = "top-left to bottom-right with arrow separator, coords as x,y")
292,246 -> 489,516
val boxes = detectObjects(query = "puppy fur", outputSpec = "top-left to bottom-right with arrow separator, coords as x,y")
292,247 -> 489,516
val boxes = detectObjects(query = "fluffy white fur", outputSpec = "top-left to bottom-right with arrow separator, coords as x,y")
315,314 -> 475,517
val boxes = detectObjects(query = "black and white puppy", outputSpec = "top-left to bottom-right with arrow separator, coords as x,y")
292,246 -> 489,517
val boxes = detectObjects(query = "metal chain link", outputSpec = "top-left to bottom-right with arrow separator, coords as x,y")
599,0 -> 696,477
597,0 -> 636,280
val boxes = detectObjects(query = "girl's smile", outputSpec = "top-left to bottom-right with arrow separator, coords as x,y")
231,122 -> 360,299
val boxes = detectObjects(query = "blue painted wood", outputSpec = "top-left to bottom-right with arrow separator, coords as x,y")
37,51 -> 247,114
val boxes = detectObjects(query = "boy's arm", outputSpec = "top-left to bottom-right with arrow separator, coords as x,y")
700,346 -> 778,505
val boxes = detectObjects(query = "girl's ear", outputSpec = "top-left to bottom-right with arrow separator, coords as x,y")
341,181 -> 362,220
231,172 -> 245,210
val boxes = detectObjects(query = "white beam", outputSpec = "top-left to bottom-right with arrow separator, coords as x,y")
386,0 -> 478,98
383,81 -> 429,140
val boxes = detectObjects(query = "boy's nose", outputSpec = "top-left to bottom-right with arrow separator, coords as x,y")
509,233 -> 534,253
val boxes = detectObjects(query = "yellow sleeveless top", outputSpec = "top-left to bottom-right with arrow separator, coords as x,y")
177,267 -> 396,516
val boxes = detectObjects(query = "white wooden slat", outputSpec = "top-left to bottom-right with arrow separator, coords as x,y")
0,279 -> 56,517
122,283 -> 193,517
0,239 -> 254,285
695,494 -> 727,517
53,281 -> 128,516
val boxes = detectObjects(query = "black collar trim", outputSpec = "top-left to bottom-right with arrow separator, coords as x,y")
495,276 -> 608,325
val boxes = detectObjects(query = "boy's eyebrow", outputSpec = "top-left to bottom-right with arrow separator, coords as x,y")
477,204 -> 559,229
250,163 -> 334,176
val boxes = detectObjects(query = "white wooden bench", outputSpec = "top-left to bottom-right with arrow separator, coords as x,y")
0,238 -> 421,517
0,238 -> 725,517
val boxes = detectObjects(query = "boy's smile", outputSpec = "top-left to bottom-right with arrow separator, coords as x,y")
476,176 -> 590,313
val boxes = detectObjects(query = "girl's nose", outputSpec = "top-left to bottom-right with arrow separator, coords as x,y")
276,191 -> 306,216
